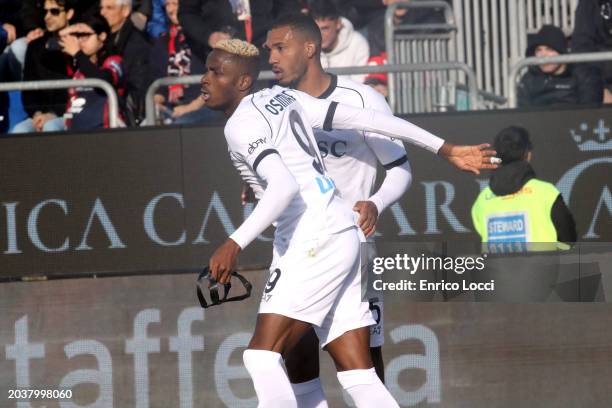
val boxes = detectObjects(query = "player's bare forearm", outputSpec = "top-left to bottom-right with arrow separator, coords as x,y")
437,142 -> 500,175
209,238 -> 241,284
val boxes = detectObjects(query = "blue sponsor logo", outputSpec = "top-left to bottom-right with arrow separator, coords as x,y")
316,176 -> 335,194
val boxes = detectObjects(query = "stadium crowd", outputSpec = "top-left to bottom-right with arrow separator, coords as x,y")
0,0 -> 611,133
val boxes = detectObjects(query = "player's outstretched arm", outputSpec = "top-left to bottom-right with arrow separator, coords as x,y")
209,154 -> 299,283
295,91 -> 501,173
326,102 -> 500,174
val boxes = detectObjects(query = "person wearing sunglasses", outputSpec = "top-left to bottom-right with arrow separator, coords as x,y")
149,0 -> 227,125
59,13 -> 127,130
10,0 -> 76,134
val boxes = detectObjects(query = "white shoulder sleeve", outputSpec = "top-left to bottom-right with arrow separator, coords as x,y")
229,153 -> 299,249
225,112 -> 277,171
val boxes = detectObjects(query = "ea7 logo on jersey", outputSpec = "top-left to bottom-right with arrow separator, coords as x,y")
248,137 -> 267,154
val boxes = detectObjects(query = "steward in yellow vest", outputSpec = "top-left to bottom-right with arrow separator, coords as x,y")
471,126 -> 576,250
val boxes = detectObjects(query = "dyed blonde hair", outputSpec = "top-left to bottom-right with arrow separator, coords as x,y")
213,39 -> 259,58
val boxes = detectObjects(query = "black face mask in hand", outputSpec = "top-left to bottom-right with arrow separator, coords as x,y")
196,267 -> 253,308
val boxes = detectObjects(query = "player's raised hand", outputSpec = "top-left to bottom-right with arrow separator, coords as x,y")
353,201 -> 379,237
209,239 -> 241,284
438,142 -> 501,175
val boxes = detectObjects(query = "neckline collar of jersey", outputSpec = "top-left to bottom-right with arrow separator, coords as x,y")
317,74 -> 337,99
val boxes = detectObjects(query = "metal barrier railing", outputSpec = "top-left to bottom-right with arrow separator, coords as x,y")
520,0 -> 579,43
145,63 -> 479,125
507,51 -> 612,107
452,0 -> 578,102
0,79 -> 120,128
385,1 -> 457,113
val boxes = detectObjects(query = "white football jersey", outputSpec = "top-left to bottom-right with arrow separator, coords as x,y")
312,75 -> 408,208
224,85 -> 355,245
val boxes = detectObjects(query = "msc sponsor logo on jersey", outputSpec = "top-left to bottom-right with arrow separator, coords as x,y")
487,213 -> 528,242
317,140 -> 347,158
248,137 -> 267,154
264,90 -> 296,115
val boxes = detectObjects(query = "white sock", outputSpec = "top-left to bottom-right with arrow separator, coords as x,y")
243,349 -> 297,408
291,378 -> 329,408
337,368 -> 399,408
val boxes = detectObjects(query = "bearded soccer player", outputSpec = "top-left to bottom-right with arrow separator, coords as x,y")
260,14 -> 498,408
202,38 -> 497,407
262,13 -> 411,405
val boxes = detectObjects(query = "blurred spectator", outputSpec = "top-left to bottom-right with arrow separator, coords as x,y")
364,52 -> 388,98
309,0 -> 369,83
518,25 -> 584,107
60,13 -> 126,129
146,0 -> 168,39
1,1 -> 24,133
1,0 -> 22,49
177,0 -> 236,62
130,0 -> 153,32
471,126 -> 576,247
572,0 -> 611,104
223,0 -> 303,71
0,0 -> 22,80
100,0 -> 151,124
10,0 -> 75,134
367,0 -> 451,57
237,0 -> 303,45
149,0 -> 222,124
12,0 -> 98,70
332,0 -> 385,32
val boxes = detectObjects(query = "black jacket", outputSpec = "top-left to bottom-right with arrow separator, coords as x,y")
571,0 -> 610,102
489,161 -> 577,244
22,33 -> 72,117
109,18 -> 152,123
517,66 -> 581,107
177,0 -> 236,62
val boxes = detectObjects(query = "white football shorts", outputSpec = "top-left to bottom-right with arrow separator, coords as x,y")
259,226 -> 375,347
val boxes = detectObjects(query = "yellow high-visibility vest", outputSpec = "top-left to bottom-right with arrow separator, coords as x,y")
471,178 -> 561,247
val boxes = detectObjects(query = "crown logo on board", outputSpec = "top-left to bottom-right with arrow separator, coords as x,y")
570,119 -> 612,151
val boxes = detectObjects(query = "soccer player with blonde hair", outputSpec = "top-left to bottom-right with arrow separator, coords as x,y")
203,38 -> 497,407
